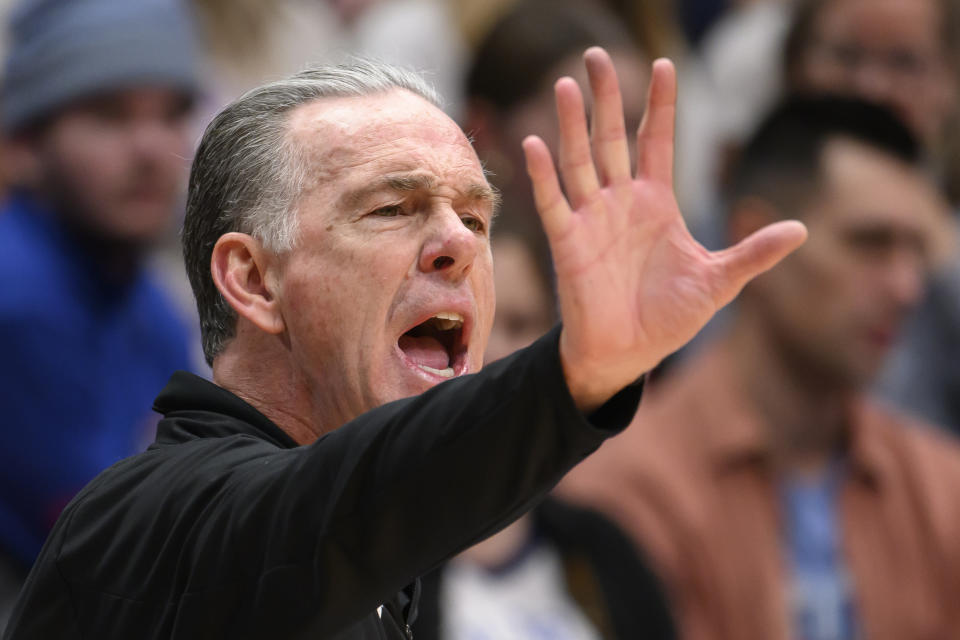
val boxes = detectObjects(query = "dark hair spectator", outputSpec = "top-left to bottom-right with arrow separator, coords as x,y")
728,94 -> 920,215
782,0 -> 960,200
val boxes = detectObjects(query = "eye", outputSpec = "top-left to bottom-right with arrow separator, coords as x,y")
371,204 -> 406,217
845,228 -> 897,256
460,215 -> 485,234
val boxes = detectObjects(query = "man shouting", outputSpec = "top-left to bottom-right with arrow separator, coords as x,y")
5,49 -> 805,639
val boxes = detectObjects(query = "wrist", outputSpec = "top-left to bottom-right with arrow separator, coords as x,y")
558,328 -> 653,413
559,333 -> 618,414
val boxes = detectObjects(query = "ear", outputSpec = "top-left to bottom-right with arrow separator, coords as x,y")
727,196 -> 783,245
211,232 -> 285,335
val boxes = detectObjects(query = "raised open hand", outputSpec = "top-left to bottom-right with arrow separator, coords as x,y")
523,48 -> 807,411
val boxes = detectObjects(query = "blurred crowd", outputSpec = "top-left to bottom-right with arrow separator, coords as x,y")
0,0 -> 958,638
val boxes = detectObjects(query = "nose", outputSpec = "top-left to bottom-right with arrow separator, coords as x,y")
851,62 -> 896,104
418,206 -> 481,281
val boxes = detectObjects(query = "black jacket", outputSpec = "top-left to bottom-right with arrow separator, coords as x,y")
5,328 -> 641,639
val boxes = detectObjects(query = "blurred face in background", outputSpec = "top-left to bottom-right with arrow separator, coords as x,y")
25,86 -> 192,246
747,138 -> 948,388
479,47 -> 648,207
793,0 -> 956,147
484,235 -> 554,363
503,48 -> 648,170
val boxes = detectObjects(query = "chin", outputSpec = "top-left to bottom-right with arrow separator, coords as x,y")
371,369 -> 434,407
833,360 -> 879,391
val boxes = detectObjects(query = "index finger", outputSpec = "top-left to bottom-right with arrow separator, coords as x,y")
523,135 -> 573,240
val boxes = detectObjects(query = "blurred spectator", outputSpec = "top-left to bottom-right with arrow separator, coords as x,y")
191,0 -> 336,102
598,0 -> 686,60
193,0 -> 466,118
876,240 -> 960,433
449,0 -> 515,49
783,0 -> 960,433
480,233 -> 556,363
560,96 -> 960,640
671,0 -> 796,231
416,232 -> 676,640
463,0 -> 649,281
784,0 -> 958,181
694,1 -> 793,209
451,0 -> 680,64
681,0 -> 960,223
677,0 -> 733,47
0,0 -> 199,625
349,0 -> 467,118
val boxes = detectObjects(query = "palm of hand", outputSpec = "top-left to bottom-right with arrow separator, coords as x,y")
523,50 -> 807,410
552,170 -> 722,395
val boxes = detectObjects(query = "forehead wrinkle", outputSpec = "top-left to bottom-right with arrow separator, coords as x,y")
289,88 -> 469,151
305,128 -> 479,184
300,118 -> 471,172
289,94 -> 492,216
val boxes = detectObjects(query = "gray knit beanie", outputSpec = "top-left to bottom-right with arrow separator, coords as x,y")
1,0 -> 201,133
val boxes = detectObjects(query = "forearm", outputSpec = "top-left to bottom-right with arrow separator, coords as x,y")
232,326 -> 641,632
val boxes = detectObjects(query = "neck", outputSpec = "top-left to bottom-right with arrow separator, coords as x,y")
727,309 -> 854,474
213,326 -> 325,445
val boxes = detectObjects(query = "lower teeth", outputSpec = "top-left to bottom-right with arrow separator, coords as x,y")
417,364 -> 455,378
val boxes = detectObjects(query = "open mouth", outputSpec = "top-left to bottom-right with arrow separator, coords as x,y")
397,312 -> 467,379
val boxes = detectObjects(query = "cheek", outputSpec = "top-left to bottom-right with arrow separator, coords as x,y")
759,253 -> 833,327
144,127 -> 193,182
50,133 -> 125,194
158,124 -> 191,157
891,98 -> 935,144
793,251 -> 876,341
475,261 -> 497,337
280,246 -> 408,351
916,76 -> 956,141
279,271 -> 372,401
283,262 -> 358,342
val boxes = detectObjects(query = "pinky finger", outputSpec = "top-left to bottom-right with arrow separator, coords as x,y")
523,135 -> 573,239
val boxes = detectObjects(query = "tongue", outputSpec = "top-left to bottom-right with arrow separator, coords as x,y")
398,335 -> 450,370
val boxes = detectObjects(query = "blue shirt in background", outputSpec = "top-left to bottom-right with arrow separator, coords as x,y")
0,191 -> 194,569
780,460 -> 859,640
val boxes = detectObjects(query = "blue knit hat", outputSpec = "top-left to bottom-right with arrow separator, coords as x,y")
1,0 -> 201,133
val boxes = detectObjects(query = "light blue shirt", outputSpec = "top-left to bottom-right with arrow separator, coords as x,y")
780,461 -> 859,640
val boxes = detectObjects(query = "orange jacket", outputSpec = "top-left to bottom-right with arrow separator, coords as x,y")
560,341 -> 960,640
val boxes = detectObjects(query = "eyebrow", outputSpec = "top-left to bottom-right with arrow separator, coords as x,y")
468,181 -> 502,215
341,172 -> 501,214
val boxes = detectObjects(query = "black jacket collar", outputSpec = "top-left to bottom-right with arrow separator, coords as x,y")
152,371 -> 298,450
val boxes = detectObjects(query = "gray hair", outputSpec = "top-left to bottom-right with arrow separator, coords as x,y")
182,58 -> 442,366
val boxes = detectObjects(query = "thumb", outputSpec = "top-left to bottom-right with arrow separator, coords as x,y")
713,220 -> 808,306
